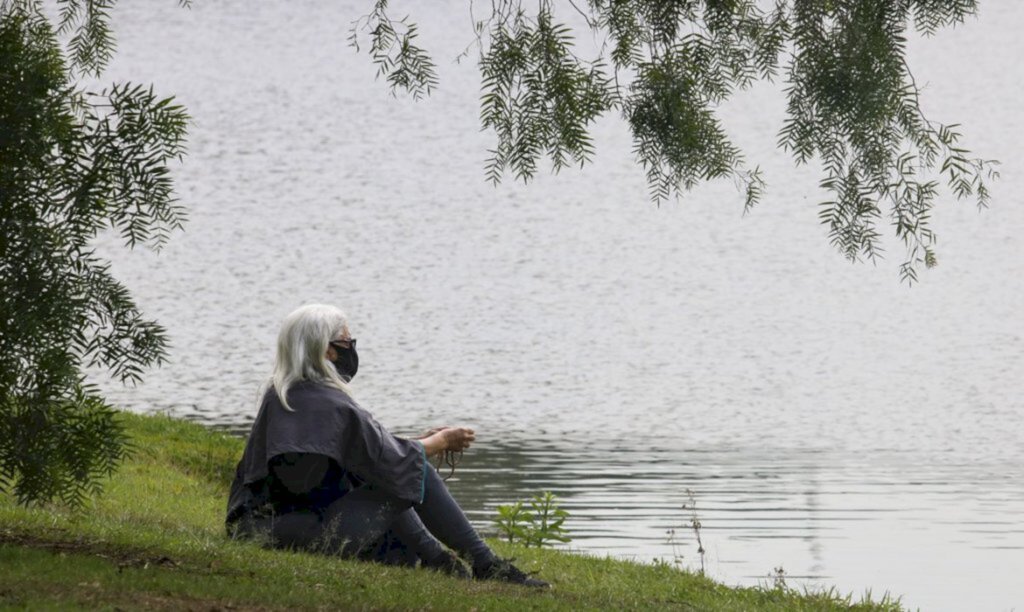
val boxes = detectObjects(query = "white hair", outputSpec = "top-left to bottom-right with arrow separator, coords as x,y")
262,303 -> 353,411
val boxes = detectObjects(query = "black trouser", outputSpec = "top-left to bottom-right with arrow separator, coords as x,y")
237,467 -> 495,568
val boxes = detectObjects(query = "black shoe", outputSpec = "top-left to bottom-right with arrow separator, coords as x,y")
473,557 -> 550,588
422,550 -> 470,579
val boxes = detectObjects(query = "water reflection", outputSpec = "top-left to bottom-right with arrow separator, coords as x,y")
450,435 -> 1022,590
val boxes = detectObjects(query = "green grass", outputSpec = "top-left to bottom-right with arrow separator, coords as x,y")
0,412 -> 905,610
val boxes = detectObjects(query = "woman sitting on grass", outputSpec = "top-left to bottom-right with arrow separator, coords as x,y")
226,303 -> 547,587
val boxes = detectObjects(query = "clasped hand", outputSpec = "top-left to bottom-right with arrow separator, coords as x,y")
417,425 -> 475,456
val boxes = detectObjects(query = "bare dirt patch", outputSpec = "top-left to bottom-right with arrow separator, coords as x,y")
0,530 -> 279,611
0,528 -> 181,571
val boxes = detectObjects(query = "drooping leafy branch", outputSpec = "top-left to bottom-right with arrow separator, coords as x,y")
0,1 -> 190,505
348,0 -> 439,100
778,0 -> 998,282
351,0 -> 998,282
479,8 -> 613,184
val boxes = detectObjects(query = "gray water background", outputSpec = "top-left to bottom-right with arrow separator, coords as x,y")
82,1 -> 1023,610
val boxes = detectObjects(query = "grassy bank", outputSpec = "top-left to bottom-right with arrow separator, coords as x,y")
0,412 -> 903,610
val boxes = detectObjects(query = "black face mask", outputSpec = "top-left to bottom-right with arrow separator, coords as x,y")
331,345 -> 359,382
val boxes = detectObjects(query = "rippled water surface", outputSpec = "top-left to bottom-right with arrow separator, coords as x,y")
86,2 -> 1023,610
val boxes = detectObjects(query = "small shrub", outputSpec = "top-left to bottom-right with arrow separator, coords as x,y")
494,491 -> 571,548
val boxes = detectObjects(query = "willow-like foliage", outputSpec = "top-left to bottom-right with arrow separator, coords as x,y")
352,0 -> 998,282
0,1 -> 189,505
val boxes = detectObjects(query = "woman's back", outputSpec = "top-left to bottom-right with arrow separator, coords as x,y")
266,452 -> 352,515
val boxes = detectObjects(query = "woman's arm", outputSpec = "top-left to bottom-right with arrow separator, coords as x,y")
412,426 -> 449,440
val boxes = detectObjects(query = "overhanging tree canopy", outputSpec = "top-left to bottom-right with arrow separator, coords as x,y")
0,1 -> 189,505
352,0 -> 998,283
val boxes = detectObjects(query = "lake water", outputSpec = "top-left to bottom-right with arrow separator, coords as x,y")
85,1 -> 1023,610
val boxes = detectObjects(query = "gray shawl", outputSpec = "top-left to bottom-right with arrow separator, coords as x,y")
226,381 -> 426,527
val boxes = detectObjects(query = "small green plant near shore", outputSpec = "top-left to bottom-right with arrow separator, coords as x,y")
771,566 -> 788,590
665,527 -> 684,568
494,491 -> 572,548
494,500 -> 531,544
667,489 -> 708,575
682,489 -> 707,575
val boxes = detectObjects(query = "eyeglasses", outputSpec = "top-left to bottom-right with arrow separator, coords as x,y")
330,338 -> 356,351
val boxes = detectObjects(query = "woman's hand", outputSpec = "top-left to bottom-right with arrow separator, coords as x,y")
419,426 -> 475,457
441,427 -> 475,452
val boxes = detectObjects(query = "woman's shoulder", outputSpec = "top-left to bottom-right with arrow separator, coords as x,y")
266,380 -> 357,411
